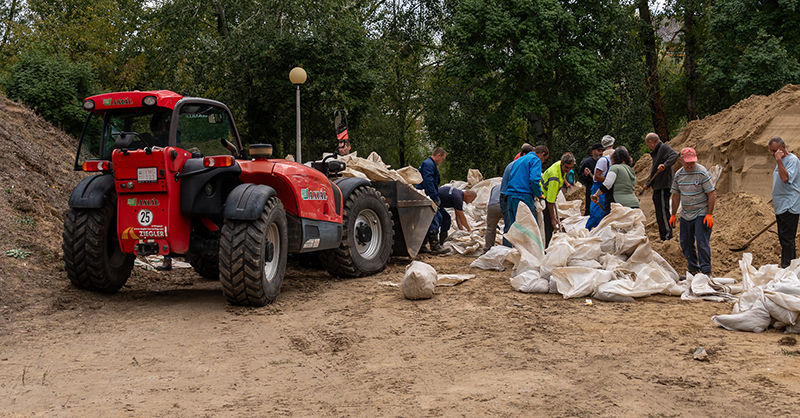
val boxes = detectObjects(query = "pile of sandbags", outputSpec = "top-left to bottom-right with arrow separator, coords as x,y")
472,202 -> 686,301
335,151 -> 423,185
712,254 -> 800,333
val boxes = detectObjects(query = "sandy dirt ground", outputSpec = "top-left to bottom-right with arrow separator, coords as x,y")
3,91 -> 800,417
2,251 -> 800,418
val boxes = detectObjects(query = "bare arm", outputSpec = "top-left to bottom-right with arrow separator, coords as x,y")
455,210 -> 471,232
776,150 -> 790,183
547,202 -> 559,228
706,190 -> 715,215
593,167 -> 605,183
671,192 -> 680,218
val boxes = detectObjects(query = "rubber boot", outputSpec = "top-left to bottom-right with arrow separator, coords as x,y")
439,230 -> 449,245
418,234 -> 431,254
427,232 -> 448,255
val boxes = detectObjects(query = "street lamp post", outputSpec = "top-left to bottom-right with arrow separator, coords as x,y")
289,67 -> 307,163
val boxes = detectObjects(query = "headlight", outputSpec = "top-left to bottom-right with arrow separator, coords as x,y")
83,100 -> 95,110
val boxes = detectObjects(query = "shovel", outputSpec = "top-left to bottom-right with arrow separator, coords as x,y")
730,219 -> 777,251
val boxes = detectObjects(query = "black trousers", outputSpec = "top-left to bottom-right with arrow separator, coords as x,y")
776,211 -> 799,268
583,184 -> 592,216
653,189 -> 672,241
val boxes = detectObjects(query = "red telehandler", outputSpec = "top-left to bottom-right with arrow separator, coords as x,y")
62,90 -> 434,306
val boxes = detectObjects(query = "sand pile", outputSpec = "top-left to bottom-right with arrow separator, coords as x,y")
669,84 -> 800,200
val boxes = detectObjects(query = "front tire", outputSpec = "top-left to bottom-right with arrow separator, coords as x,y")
321,186 -> 393,277
62,195 -> 134,292
219,196 -> 288,306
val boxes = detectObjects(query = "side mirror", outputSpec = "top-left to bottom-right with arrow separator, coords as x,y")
114,132 -> 135,149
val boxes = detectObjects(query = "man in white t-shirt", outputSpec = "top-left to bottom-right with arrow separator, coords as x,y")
586,135 -> 615,230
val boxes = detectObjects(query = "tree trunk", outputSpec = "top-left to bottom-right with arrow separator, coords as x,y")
638,0 -> 669,141
684,0 -> 699,122
214,0 -> 228,38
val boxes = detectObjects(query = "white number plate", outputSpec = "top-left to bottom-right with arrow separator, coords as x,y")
137,167 -> 157,182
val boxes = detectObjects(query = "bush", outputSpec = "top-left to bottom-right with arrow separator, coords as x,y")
2,52 -> 100,138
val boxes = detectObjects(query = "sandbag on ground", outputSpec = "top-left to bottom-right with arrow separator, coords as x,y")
402,261 -> 437,300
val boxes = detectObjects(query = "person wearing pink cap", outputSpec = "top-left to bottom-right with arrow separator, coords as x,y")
670,147 -> 716,275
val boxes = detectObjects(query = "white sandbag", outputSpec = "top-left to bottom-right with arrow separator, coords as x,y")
551,267 -> 614,299
762,296 -> 800,327
402,261 -> 437,300
594,282 -> 636,302
396,166 -> 422,184
567,259 -> 603,269
340,168 -> 369,179
540,242 -> 575,279
470,245 -> 516,271
366,151 -> 388,166
510,270 -> 550,293
712,298 -> 772,333
562,215 -> 588,232
467,169 -> 483,187
566,236 -> 603,262
690,273 -> 717,296
556,192 -> 582,219
505,202 -> 545,275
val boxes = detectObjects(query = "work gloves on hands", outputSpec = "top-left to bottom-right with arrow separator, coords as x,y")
433,199 -> 441,210
668,214 -> 714,228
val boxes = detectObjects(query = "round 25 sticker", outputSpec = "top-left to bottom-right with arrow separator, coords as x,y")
138,209 -> 154,226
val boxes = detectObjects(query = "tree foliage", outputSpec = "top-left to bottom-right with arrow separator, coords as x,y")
2,50 -> 99,137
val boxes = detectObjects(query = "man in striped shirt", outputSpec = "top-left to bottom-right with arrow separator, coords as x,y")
669,147 -> 716,275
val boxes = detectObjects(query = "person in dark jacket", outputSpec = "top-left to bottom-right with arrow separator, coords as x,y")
578,143 -> 603,216
643,133 -> 679,241
416,147 -> 447,253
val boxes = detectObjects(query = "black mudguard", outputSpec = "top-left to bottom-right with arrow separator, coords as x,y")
223,184 -> 277,220
333,177 -> 370,203
68,174 -> 115,209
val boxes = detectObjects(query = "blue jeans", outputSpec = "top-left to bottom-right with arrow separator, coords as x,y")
585,182 -> 607,230
506,195 -> 538,228
679,216 -> 712,274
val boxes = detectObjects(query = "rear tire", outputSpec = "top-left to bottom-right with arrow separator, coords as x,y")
62,195 -> 134,292
186,253 -> 220,280
320,186 -> 393,277
219,196 -> 288,306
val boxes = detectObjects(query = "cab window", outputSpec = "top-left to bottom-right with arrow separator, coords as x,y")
176,104 -> 236,157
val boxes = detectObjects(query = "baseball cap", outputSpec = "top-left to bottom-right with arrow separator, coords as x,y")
680,147 -> 697,162
601,135 -> 615,148
591,143 -> 604,151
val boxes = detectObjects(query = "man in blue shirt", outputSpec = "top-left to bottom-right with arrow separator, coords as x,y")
769,137 -> 800,268
416,147 -> 447,254
506,146 -> 543,226
500,144 -> 536,246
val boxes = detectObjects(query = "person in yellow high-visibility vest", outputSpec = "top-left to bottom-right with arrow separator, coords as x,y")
540,153 -> 576,247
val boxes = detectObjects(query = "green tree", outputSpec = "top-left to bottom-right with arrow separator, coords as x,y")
701,0 -> 800,113
2,51 -> 99,137
427,0 -> 645,176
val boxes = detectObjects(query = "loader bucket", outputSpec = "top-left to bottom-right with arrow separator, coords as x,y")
371,181 -> 437,257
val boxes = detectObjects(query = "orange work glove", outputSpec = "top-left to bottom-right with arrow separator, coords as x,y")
669,215 -> 676,228
704,214 -> 714,228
